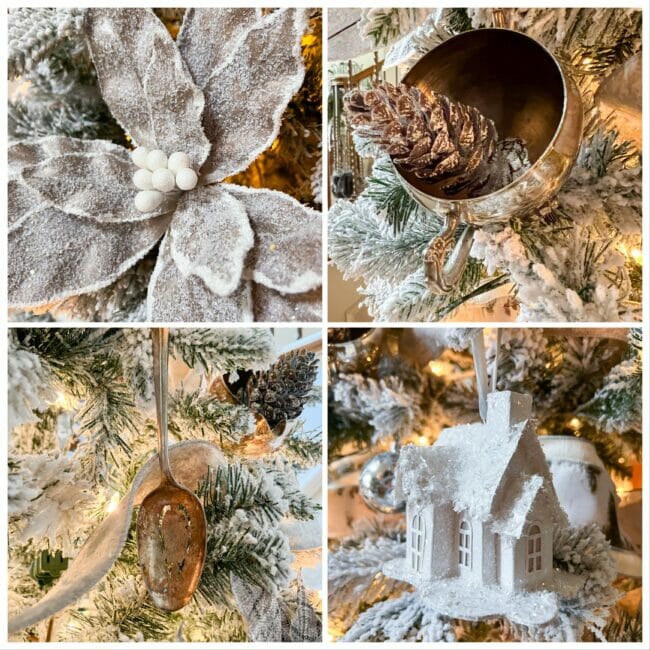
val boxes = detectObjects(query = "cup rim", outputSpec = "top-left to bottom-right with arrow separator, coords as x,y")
398,27 -> 571,206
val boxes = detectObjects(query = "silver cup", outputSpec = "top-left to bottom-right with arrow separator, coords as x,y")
396,28 -> 584,292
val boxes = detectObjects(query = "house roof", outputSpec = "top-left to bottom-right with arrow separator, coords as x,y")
491,474 -> 544,537
396,391 -> 563,530
396,418 -> 530,521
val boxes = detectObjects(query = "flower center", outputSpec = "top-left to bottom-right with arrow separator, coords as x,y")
131,147 -> 198,213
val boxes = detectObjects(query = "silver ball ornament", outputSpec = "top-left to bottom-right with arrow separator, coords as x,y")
359,451 -> 405,514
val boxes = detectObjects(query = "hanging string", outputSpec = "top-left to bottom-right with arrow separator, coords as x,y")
470,329 -> 489,421
491,328 -> 501,393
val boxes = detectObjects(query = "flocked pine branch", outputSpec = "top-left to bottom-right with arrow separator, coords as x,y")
7,335 -> 55,430
278,425 -> 322,468
200,526 -> 291,607
257,457 -> 320,521
329,529 -> 407,631
8,8 -> 83,79
12,329 -> 139,463
578,328 -> 642,435
328,193 -> 439,286
171,329 -> 276,375
332,374 -> 421,441
365,158 -> 426,234
170,389 -> 254,446
68,565 -> 178,642
197,464 -> 293,606
359,8 -> 420,47
343,592 -> 455,642
200,464 -> 287,529
466,8 -> 641,57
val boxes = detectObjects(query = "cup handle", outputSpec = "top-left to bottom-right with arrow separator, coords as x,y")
424,211 -> 476,293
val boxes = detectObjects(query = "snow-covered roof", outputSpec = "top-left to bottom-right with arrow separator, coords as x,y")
491,474 -> 544,537
396,391 -> 549,525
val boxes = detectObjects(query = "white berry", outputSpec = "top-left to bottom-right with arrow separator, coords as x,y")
167,152 -> 191,174
134,190 -> 163,212
151,168 -> 176,193
146,149 -> 168,171
131,147 -> 150,169
175,167 -> 198,191
133,168 -> 153,191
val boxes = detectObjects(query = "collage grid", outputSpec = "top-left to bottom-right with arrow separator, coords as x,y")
1,1 -> 648,648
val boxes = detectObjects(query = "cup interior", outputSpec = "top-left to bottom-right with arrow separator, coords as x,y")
402,29 -> 565,198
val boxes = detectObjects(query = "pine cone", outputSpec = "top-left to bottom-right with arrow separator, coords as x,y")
244,351 -> 318,428
345,82 -> 529,198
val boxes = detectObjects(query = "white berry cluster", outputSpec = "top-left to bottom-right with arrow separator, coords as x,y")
131,147 -> 199,213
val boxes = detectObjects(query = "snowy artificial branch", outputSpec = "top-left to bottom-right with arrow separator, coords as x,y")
8,8 -> 84,79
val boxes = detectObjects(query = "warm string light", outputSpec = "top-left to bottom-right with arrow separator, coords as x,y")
50,391 -> 77,410
618,243 -> 643,266
105,492 -> 120,514
428,360 -> 446,376
568,417 -> 581,430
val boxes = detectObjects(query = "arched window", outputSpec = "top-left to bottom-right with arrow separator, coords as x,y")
458,520 -> 471,568
410,513 -> 426,572
526,524 -> 542,573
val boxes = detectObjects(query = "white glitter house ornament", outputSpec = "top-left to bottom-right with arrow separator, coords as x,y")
383,391 -> 585,626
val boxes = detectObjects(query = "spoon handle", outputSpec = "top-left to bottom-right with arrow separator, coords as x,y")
151,328 -> 173,483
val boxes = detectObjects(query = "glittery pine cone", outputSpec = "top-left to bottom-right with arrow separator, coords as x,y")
345,82 -> 529,198
238,350 -> 319,429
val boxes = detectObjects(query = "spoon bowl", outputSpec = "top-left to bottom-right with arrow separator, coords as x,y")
136,480 -> 206,610
136,328 -> 207,611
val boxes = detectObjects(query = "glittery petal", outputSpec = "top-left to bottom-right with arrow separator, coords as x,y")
84,8 -> 210,168
225,185 -> 322,294
168,185 -> 254,296
146,233 -> 254,322
177,8 -> 261,88
8,178 -> 42,231
252,284 -> 322,322
9,135 -> 119,176
20,151 -> 173,223
8,208 -> 170,309
200,9 -> 307,180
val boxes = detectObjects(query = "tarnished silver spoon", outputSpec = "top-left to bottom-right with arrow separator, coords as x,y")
136,328 -> 207,611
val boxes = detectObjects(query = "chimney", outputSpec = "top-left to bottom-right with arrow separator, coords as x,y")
486,391 -> 533,428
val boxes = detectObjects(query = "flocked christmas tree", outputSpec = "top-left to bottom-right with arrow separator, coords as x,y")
8,328 -> 322,642
328,8 -> 642,322
327,327 -> 642,642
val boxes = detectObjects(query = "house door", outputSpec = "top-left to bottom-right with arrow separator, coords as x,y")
410,512 -> 426,572
458,519 -> 472,574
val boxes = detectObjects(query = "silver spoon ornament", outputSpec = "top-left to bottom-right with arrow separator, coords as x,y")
136,328 -> 207,611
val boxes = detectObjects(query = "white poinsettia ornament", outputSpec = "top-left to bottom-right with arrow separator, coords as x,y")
8,8 -> 321,321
